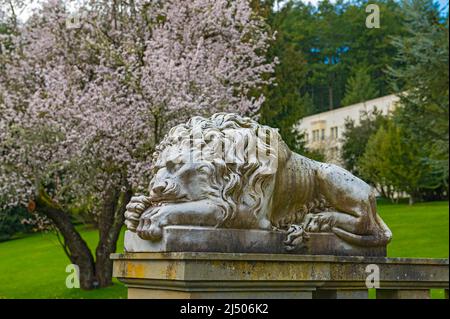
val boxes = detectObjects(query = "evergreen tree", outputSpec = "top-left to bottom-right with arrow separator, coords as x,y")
358,125 -> 395,200
387,0 -> 449,197
261,0 -> 408,113
341,109 -> 387,177
342,0 -> 407,98
359,119 -> 446,204
342,65 -> 380,106
307,0 -> 349,111
259,1 -> 313,154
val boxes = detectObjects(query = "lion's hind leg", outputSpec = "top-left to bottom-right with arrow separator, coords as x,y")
302,211 -> 367,234
283,209 -> 370,251
329,196 -> 392,247
300,206 -> 391,248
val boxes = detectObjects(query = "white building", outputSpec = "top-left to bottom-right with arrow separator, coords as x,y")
296,94 -> 400,165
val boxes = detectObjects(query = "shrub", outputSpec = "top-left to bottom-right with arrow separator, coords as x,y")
0,206 -> 33,241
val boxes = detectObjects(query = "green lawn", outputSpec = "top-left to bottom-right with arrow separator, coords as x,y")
379,200 -> 449,259
0,201 -> 448,299
374,200 -> 449,299
0,226 -> 127,299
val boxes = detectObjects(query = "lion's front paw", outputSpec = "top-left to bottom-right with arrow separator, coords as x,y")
284,224 -> 310,251
303,213 -> 335,233
136,206 -> 172,241
124,195 -> 152,232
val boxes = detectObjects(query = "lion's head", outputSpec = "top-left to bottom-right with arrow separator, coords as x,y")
148,113 -> 288,227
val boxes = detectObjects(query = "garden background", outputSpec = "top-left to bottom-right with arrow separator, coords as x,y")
0,0 -> 448,298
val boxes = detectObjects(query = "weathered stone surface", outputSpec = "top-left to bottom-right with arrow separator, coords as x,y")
124,227 -> 386,256
123,113 -> 393,254
111,252 -> 449,299
128,288 -> 314,299
313,289 -> 369,299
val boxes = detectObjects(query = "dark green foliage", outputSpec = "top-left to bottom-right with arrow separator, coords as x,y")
259,1 -> 313,154
340,0 -> 407,99
340,0 -> 448,204
291,0 -> 407,112
387,0 -> 449,200
304,0 -> 349,111
0,206 -> 33,241
359,117 -> 447,204
258,0 -> 408,155
388,0 -> 449,161
341,108 -> 387,176
342,65 -> 380,106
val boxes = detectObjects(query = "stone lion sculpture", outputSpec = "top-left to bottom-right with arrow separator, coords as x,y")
124,113 -> 392,250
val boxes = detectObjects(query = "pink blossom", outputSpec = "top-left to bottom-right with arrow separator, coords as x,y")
0,0 -> 275,219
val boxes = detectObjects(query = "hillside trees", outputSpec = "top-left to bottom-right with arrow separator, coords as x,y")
258,0 -> 408,154
341,109 -> 387,178
387,0 -> 449,189
258,0 -> 313,153
359,118 -> 447,204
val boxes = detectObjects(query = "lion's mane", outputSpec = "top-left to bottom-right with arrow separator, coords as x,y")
151,113 -> 286,226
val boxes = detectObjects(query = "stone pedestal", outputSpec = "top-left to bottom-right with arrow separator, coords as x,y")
124,227 -> 386,256
111,252 -> 449,299
313,289 -> 369,299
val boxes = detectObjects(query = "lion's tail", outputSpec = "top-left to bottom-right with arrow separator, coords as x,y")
332,195 -> 392,247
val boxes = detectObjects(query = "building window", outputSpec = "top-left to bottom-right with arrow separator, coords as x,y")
321,129 -> 325,140
312,129 -> 320,142
330,126 -> 339,139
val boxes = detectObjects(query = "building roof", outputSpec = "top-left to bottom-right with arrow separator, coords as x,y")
299,94 -> 399,123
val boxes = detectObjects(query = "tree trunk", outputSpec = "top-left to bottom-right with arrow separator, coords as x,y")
378,185 -> 388,199
35,184 -> 132,290
35,189 -> 97,290
328,84 -> 334,110
409,190 -> 421,206
95,183 -> 132,288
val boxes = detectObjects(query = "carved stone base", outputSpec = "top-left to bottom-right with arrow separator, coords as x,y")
313,289 -> 369,299
124,226 -> 387,257
111,252 -> 449,299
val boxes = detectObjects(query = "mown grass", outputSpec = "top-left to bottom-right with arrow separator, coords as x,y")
375,200 -> 449,299
0,226 -> 127,299
0,200 -> 448,299
379,200 -> 449,259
